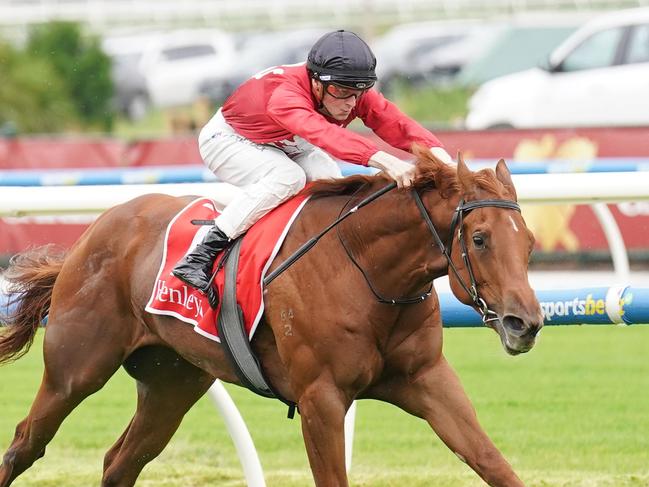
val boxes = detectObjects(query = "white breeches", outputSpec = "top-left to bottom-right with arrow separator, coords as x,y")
198,109 -> 342,238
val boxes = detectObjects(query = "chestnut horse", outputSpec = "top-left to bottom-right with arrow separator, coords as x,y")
0,150 -> 543,487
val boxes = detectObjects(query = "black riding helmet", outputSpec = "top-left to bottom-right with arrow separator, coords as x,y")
307,30 -> 377,89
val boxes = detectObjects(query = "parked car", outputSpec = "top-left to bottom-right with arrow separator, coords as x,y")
199,28 -> 326,105
103,29 -> 237,114
465,8 -> 649,129
456,17 -> 581,86
407,24 -> 504,86
142,29 -> 237,109
102,33 -> 160,120
371,20 -> 491,93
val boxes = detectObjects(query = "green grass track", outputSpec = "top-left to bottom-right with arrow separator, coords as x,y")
1,326 -> 648,486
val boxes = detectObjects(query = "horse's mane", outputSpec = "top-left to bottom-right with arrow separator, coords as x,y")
411,145 -> 459,196
306,173 -> 381,198
306,145 -> 460,198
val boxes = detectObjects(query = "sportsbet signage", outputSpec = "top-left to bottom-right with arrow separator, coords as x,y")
539,288 -> 624,324
439,286 -> 649,327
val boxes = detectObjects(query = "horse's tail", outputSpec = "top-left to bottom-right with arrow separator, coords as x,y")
0,246 -> 65,365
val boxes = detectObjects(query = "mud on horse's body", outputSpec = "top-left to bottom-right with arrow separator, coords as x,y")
0,149 -> 543,487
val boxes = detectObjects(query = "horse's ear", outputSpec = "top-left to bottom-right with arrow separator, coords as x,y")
456,152 -> 476,195
495,158 -> 517,201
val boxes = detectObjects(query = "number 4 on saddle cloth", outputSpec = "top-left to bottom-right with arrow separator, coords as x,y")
145,195 -> 309,344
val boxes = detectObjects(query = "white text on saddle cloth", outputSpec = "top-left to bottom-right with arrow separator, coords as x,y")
153,280 -> 205,319
145,195 -> 310,342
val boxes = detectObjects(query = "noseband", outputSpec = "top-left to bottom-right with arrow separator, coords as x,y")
412,191 -> 521,325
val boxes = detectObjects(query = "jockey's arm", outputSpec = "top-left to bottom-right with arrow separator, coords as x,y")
357,90 -> 454,165
268,86 -> 379,165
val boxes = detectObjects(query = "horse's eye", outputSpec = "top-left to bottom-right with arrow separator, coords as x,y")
472,234 -> 486,249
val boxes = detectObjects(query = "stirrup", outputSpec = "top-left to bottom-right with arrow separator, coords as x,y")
205,285 -> 219,309
201,242 -> 236,309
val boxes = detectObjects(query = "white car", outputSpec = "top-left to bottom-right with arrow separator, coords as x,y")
142,29 -> 237,109
465,8 -> 649,129
104,29 -> 237,111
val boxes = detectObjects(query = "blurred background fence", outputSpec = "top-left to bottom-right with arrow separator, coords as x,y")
2,0 -> 649,35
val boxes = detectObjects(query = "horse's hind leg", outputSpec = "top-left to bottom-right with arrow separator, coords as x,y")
0,323 -> 128,487
101,346 -> 213,487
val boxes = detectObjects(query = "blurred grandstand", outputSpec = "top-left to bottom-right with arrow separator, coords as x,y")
1,0 -> 648,40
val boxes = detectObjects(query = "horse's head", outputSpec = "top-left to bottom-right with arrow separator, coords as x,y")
446,154 -> 543,355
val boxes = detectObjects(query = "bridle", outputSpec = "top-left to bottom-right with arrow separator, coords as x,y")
339,185 -> 521,325
412,192 -> 521,325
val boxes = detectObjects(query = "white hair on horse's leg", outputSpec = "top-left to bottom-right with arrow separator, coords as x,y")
454,451 -> 467,464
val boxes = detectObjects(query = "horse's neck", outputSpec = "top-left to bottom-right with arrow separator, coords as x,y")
341,186 -> 457,297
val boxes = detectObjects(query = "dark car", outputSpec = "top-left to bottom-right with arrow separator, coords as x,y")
372,20 -> 500,93
102,34 -> 158,120
199,28 -> 326,105
407,24 -> 504,86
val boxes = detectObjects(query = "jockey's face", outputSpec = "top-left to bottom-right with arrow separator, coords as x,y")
312,80 -> 362,121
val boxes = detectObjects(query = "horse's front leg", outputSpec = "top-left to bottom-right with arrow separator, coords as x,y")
369,329 -> 523,486
298,379 -> 349,487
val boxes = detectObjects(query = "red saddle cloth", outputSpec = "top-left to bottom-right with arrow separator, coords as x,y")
145,195 -> 309,341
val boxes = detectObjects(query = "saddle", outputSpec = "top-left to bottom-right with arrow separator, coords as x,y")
146,195 -> 309,416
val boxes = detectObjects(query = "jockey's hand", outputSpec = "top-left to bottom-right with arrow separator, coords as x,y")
368,151 -> 415,188
430,146 -> 454,165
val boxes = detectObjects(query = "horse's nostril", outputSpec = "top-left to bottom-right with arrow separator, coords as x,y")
502,315 -> 525,334
503,315 -> 542,340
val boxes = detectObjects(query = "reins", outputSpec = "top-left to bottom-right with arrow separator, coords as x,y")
263,182 -> 398,285
336,185 -> 433,305
264,180 -> 521,325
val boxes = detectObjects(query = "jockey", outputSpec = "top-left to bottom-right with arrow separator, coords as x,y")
173,29 -> 453,300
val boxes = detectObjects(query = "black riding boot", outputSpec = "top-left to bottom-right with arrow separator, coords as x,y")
172,225 -> 231,295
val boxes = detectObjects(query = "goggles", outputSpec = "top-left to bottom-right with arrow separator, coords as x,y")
324,83 -> 369,100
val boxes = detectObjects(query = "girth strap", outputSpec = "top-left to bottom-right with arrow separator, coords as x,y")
216,238 -> 297,418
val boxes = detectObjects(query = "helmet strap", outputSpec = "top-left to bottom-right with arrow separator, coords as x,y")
318,103 -> 334,119
310,78 -> 341,119
311,79 -> 327,111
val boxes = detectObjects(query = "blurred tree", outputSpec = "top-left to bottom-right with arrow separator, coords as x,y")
0,41 -> 78,133
27,21 -> 114,131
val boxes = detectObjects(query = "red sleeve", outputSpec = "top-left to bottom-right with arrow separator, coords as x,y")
266,86 -> 378,166
356,90 -> 443,152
